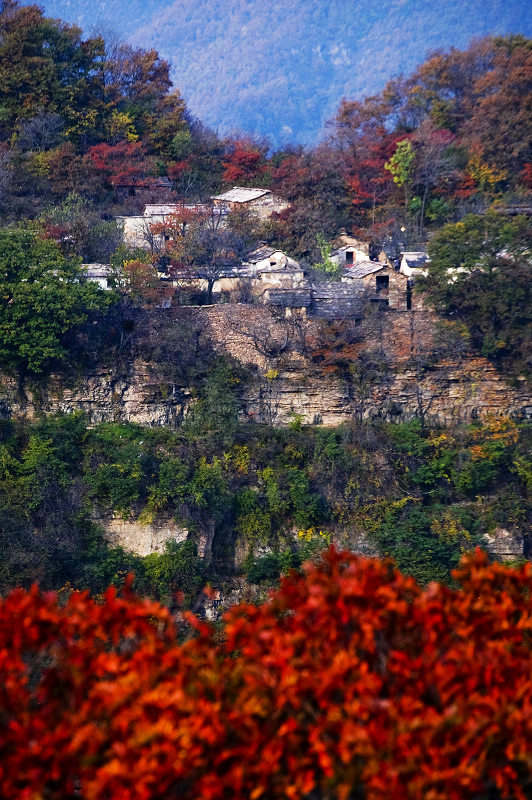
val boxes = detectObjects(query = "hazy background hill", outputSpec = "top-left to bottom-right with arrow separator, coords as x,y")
41,0 -> 532,146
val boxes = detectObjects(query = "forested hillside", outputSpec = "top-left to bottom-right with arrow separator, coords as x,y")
0,1 -> 530,602
42,0 -> 532,144
0,4 -> 531,794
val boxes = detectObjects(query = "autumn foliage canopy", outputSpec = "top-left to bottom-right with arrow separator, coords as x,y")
1,548 -> 532,800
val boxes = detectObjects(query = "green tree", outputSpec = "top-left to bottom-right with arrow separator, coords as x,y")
143,539 -> 204,604
384,139 -> 415,223
0,1 -> 105,144
183,358 -> 241,448
313,234 -> 342,280
0,227 -> 114,375
419,213 -> 532,376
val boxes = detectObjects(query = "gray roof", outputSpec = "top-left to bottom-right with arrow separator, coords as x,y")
173,265 -> 254,280
345,261 -> 383,278
212,187 -> 271,203
312,283 -> 364,299
401,251 -> 429,268
82,263 -> 111,278
143,203 -> 213,216
331,244 -> 363,254
310,282 -> 366,319
244,244 -> 279,263
265,288 -> 311,307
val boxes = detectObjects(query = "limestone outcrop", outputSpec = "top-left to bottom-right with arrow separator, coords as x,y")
97,514 -> 189,557
0,305 -> 529,428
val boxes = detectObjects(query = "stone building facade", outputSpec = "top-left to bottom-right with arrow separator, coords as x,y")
211,187 -> 289,220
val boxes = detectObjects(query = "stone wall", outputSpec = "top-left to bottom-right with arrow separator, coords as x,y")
200,305 -> 531,426
0,305 -> 529,429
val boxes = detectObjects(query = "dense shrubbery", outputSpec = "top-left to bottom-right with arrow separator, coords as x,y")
2,548 -> 532,800
0,4 -> 530,605
0,409 -> 529,598
421,214 -> 532,378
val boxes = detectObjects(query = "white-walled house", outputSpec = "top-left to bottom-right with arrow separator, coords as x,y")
330,244 -> 371,268
242,243 -> 300,272
400,251 -> 430,277
82,263 -> 112,290
117,203 -> 216,250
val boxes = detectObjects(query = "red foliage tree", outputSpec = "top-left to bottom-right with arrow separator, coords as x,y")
520,162 -> 532,190
1,549 -> 532,800
346,133 -> 395,228
222,138 -> 267,184
86,141 -> 154,187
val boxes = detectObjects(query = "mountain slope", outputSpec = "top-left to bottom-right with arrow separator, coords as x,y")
42,0 -> 532,145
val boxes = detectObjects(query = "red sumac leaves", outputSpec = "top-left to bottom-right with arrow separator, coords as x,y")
1,548 -> 531,800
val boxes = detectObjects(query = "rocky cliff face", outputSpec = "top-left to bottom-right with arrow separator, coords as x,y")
94,513 -> 189,558
0,362 -> 191,427
242,358 -> 531,426
1,305 -> 529,428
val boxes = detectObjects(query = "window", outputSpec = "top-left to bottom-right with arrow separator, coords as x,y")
376,275 -> 389,293
345,251 -> 354,265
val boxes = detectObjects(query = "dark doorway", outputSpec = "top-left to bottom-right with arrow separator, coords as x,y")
376,275 -> 389,293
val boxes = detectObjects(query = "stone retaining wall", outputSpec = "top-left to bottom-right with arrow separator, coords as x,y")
0,306 -> 529,429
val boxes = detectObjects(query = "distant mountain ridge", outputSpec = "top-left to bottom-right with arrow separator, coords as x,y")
42,0 -> 532,146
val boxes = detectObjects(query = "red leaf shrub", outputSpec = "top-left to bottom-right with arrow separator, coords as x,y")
1,548 -> 532,800
86,142 -> 154,187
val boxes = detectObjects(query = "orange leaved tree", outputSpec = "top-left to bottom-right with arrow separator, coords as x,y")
1,548 -> 532,800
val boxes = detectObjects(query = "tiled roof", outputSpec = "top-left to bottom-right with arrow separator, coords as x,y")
333,244 -> 362,253
244,245 -> 279,263
82,263 -> 111,277
143,203 -> 213,216
345,261 -> 383,278
265,288 -> 311,307
212,187 -> 271,203
144,204 -> 181,215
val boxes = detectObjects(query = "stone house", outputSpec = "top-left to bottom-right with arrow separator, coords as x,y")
242,243 -> 300,272
211,187 -> 289,220
116,213 -> 153,250
214,263 -> 307,305
331,234 -> 391,269
310,283 -> 365,318
342,260 -> 414,310
330,244 -> 370,268
170,246 -> 306,306
263,287 -> 312,315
